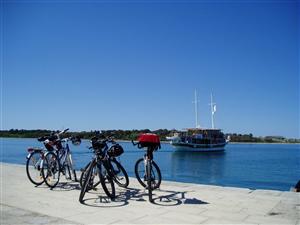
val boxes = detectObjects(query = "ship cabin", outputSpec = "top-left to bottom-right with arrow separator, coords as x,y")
175,128 -> 226,145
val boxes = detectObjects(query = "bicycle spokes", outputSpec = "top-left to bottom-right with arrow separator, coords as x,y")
42,153 -> 60,188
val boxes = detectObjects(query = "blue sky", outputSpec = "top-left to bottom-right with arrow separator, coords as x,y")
1,0 -> 299,138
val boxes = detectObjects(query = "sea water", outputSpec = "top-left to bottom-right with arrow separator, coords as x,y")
1,138 -> 299,191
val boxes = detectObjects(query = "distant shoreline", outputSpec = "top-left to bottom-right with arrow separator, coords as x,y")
1,136 -> 299,144
1,129 -> 299,144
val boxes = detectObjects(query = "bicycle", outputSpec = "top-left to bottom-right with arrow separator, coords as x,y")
132,133 -> 162,203
26,132 -> 61,186
40,129 -> 81,189
80,135 -> 129,189
79,135 -> 128,203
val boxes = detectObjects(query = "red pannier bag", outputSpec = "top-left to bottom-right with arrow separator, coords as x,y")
138,133 -> 161,150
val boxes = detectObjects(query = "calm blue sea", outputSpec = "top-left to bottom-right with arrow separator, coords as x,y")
1,138 -> 299,191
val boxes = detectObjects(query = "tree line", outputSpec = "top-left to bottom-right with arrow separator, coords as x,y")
0,129 -> 299,143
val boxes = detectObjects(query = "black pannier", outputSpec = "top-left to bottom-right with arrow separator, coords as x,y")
92,140 -> 106,150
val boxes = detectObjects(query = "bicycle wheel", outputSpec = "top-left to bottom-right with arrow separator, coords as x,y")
80,161 -> 101,190
79,161 -> 91,187
41,152 -> 60,189
135,158 -> 161,189
146,160 -> 153,202
26,151 -> 44,186
67,153 -> 78,182
63,163 -> 71,180
110,158 -> 129,188
79,160 -> 95,203
99,162 -> 115,199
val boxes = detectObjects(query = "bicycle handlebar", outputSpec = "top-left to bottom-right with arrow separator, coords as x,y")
38,128 -> 70,142
132,140 -> 161,150
132,140 -> 143,149
59,128 -> 69,135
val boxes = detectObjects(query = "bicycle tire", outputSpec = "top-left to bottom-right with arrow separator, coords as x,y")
79,160 -> 95,203
67,153 -> 78,182
79,162 -> 91,187
26,151 -> 44,186
41,151 -> 60,189
99,162 -> 115,199
80,161 -> 101,190
134,158 -> 161,189
147,160 -> 153,202
72,169 -> 78,182
63,163 -> 71,180
110,158 -> 129,188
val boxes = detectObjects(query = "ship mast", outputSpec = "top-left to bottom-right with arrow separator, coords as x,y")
193,89 -> 200,128
210,93 -> 216,129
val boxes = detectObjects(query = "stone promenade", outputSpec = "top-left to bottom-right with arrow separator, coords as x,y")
0,163 -> 299,224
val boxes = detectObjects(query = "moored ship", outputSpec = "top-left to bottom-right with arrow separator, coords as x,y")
169,90 -> 229,152
170,128 -> 228,152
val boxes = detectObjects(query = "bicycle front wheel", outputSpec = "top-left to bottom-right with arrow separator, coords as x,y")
99,162 -> 115,199
67,153 -> 77,182
110,158 -> 129,188
26,151 -> 44,186
135,158 -> 161,189
80,161 -> 101,190
79,160 -> 95,203
41,152 -> 60,189
79,161 -> 91,187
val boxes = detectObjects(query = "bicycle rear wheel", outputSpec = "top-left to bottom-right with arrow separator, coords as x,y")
146,160 -> 153,202
110,158 -> 129,188
135,158 -> 161,189
26,151 -> 44,186
41,152 -> 60,189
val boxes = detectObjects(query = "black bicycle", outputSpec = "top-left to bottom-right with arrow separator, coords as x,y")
79,135 -> 128,203
132,133 -> 162,203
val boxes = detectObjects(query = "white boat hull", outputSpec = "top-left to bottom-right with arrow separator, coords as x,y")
171,142 -> 227,152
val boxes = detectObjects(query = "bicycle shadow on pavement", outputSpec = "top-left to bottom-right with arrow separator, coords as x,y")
79,188 -> 135,208
151,189 -> 209,207
79,187 -> 153,207
118,187 -> 209,207
49,181 -> 81,191
82,188 -> 148,208
118,187 -> 148,202
79,187 -> 209,208
80,195 -> 129,208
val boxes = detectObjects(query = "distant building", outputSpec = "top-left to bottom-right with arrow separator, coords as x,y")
265,136 -> 286,142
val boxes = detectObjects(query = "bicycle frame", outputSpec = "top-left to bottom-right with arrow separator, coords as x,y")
56,138 -> 77,180
57,141 -> 71,166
